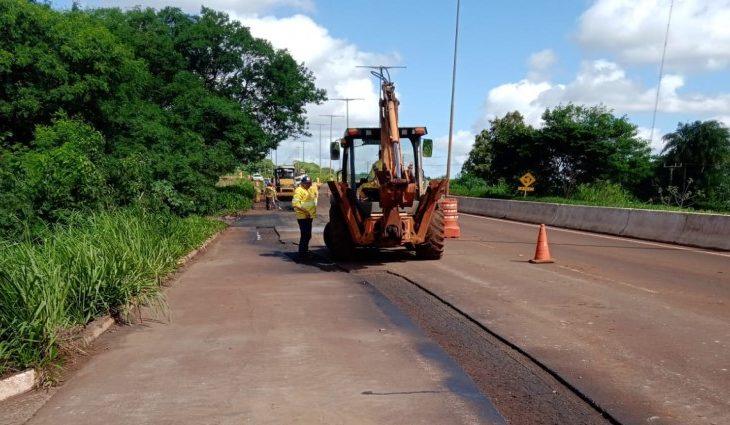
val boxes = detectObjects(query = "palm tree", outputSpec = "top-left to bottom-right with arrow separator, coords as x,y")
661,120 -> 730,203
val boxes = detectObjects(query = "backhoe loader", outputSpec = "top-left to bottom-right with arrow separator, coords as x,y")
324,67 -> 447,260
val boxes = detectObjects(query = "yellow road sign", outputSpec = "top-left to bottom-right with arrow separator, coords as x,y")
519,172 -> 536,187
518,186 -> 535,191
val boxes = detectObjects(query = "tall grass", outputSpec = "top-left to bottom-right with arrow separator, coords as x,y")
449,176 -> 512,198
0,210 -> 225,375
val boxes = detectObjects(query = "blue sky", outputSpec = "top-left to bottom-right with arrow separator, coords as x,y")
51,0 -> 730,177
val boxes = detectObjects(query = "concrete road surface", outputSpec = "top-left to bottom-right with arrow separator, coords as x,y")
9,208 -> 503,425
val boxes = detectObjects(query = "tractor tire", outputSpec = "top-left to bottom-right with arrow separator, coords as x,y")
324,206 -> 355,260
415,206 -> 445,260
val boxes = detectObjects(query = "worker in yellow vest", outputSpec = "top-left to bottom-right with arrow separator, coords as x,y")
264,181 -> 279,210
292,176 -> 318,260
357,150 -> 383,200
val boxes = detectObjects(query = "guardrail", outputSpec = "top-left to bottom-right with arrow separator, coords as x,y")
455,196 -> 730,251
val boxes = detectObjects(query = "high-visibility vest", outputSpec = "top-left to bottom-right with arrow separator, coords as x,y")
265,186 -> 276,198
368,159 -> 383,180
293,186 -> 318,219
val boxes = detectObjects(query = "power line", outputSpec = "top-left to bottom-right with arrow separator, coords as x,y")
649,0 -> 675,145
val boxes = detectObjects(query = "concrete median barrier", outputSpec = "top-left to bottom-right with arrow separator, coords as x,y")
621,209 -> 687,244
678,213 -> 730,249
456,196 -> 730,251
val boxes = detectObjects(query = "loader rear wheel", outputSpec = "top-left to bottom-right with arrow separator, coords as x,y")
415,206 -> 445,260
324,206 -> 355,261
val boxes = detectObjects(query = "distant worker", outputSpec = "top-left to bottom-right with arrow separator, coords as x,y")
265,181 -> 279,210
358,150 -> 384,200
367,149 -> 384,182
253,180 -> 263,205
292,176 -> 318,260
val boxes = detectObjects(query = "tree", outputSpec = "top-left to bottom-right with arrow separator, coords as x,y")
660,120 -> 730,206
0,1 -> 328,226
0,0 -> 148,147
539,104 -> 651,196
462,112 -> 541,186
163,7 -> 326,146
462,105 -> 652,197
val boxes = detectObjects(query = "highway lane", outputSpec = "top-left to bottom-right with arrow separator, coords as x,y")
377,213 -> 730,425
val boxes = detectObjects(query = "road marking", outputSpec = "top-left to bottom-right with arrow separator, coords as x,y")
460,213 -> 730,258
558,265 -> 659,294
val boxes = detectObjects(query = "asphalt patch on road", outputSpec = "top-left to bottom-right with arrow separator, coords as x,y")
353,270 -> 618,425
264,220 -> 617,423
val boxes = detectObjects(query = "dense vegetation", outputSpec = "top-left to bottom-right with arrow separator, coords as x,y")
1,0 -> 325,374
458,105 -> 730,212
0,210 -> 225,374
0,0 -> 325,238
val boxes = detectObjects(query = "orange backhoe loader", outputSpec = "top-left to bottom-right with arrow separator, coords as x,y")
324,67 -> 447,260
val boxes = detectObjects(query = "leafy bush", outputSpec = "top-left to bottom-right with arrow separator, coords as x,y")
0,154 -> 34,239
573,181 -> 637,207
211,180 -> 255,215
21,118 -> 110,222
450,174 -> 512,198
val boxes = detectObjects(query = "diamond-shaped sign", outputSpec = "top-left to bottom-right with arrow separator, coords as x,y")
519,172 -> 536,187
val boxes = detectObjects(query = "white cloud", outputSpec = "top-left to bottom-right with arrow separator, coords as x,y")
477,80 -> 554,128
577,0 -> 730,71
637,126 -> 667,152
527,49 -> 557,82
479,59 -> 730,131
235,14 -> 397,127
714,115 -> 730,127
226,13 -> 401,166
93,0 -> 314,15
425,130 -> 475,178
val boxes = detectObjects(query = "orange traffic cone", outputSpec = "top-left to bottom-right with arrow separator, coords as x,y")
529,224 -> 555,264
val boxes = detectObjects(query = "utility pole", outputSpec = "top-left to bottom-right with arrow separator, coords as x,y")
446,0 -> 461,195
313,123 -> 328,172
331,98 -> 364,128
664,163 -> 682,184
301,139 -> 306,165
321,114 -> 343,176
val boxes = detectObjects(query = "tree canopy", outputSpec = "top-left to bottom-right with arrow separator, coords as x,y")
0,0 -> 325,237
659,120 -> 730,208
462,104 -> 652,197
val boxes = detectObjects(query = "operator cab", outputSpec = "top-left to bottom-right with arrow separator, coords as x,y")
275,167 -> 295,179
331,127 -> 433,217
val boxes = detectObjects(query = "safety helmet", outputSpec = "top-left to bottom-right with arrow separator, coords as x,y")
301,176 -> 312,184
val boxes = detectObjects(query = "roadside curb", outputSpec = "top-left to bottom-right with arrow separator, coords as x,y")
0,370 -> 36,403
0,227 -> 226,403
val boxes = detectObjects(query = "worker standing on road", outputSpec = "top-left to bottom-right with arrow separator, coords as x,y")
265,181 -> 278,210
292,176 -> 318,260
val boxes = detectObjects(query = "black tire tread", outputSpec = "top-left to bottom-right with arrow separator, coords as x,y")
415,207 -> 445,260
325,205 -> 355,260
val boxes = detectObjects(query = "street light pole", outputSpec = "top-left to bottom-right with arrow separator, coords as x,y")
313,123 -> 327,172
331,98 -> 364,128
301,139 -> 305,165
321,114 -> 343,176
446,0 -> 461,195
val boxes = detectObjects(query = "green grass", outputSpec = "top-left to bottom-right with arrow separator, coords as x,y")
451,179 -> 730,215
449,178 -> 512,199
0,209 -> 225,375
